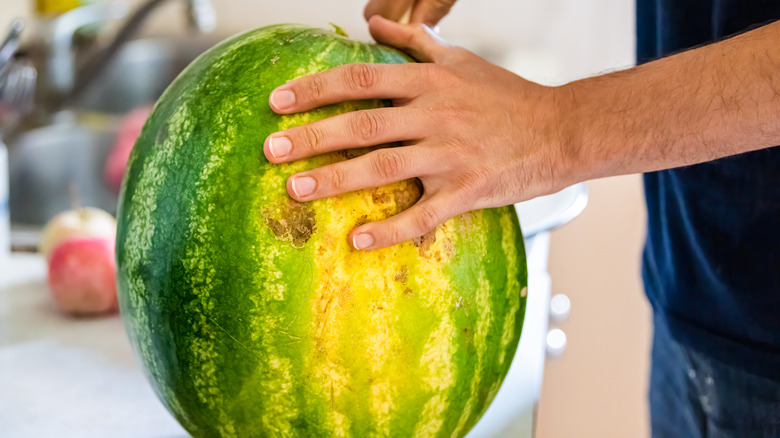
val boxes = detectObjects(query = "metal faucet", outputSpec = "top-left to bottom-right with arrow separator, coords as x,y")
186,0 -> 218,33
0,19 -> 37,135
46,0 -> 216,107
47,2 -> 130,98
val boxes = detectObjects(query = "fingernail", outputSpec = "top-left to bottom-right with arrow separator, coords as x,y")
268,136 -> 292,159
352,233 -> 374,250
291,176 -> 316,198
270,89 -> 295,110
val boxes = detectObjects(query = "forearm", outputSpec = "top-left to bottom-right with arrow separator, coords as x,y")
563,20 -> 780,182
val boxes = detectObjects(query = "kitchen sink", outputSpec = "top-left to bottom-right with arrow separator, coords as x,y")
9,36 -> 217,233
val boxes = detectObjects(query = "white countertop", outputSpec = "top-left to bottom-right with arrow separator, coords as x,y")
0,234 -> 550,438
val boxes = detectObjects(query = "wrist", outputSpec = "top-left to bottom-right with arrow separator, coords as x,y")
549,81 -> 591,190
555,73 -> 629,185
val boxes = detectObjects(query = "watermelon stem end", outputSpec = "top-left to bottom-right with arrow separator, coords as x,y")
329,23 -> 349,38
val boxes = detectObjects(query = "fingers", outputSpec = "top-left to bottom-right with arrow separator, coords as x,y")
409,0 -> 457,27
364,0 -> 457,27
285,146 -> 436,202
348,192 -> 468,250
364,0 -> 414,23
368,15 -> 450,63
269,63 -> 430,114
269,18 -> 454,115
264,108 -> 428,162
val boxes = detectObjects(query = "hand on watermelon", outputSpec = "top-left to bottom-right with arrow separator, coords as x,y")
264,16 -> 565,250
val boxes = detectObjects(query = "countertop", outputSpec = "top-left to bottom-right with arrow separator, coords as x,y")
0,233 -> 550,438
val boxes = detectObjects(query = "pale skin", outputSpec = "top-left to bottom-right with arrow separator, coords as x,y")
263,0 -> 780,250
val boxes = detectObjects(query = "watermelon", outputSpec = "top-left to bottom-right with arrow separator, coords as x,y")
116,24 -> 528,438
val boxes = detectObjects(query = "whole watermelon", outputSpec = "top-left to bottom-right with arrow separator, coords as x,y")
116,24 -> 528,438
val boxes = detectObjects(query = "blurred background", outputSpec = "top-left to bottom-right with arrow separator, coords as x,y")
0,1 -> 650,437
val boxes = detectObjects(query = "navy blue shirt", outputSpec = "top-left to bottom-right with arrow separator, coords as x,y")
638,1 -> 780,380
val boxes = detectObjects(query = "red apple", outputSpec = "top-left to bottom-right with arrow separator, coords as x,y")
105,106 -> 151,193
39,207 -> 116,261
47,237 -> 118,316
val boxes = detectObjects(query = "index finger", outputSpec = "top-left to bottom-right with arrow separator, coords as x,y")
269,63 -> 430,114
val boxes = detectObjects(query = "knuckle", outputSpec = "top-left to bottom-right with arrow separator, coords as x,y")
372,149 -> 408,181
440,67 -> 462,86
346,63 -> 378,91
439,137 -> 471,162
329,165 -> 349,192
413,204 -> 441,234
421,64 -> 455,88
300,125 -> 325,152
416,64 -> 438,87
352,110 -> 385,144
412,22 -> 430,37
403,24 -> 427,47
305,75 -> 326,102
409,26 -> 430,49
457,168 -> 489,195
384,223 -> 403,246
420,64 -> 438,82
437,107 -> 469,128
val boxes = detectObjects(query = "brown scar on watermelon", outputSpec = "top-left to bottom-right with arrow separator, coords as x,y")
394,265 -> 408,283
262,198 -> 316,248
370,189 -> 390,204
353,214 -> 370,228
393,179 -> 422,213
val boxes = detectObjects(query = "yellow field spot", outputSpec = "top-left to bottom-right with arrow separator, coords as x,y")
303,176 -> 458,434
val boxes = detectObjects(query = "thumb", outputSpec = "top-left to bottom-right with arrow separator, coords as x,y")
364,0 -> 415,23
410,0 -> 457,27
368,15 -> 451,63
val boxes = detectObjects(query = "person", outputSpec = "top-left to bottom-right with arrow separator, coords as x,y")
262,0 -> 780,436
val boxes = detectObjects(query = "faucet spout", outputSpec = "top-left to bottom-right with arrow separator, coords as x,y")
67,0 -> 216,105
187,0 -> 217,33
48,2 -> 130,97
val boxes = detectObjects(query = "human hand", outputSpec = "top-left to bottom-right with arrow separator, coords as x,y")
364,0 -> 457,27
264,16 -> 575,250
